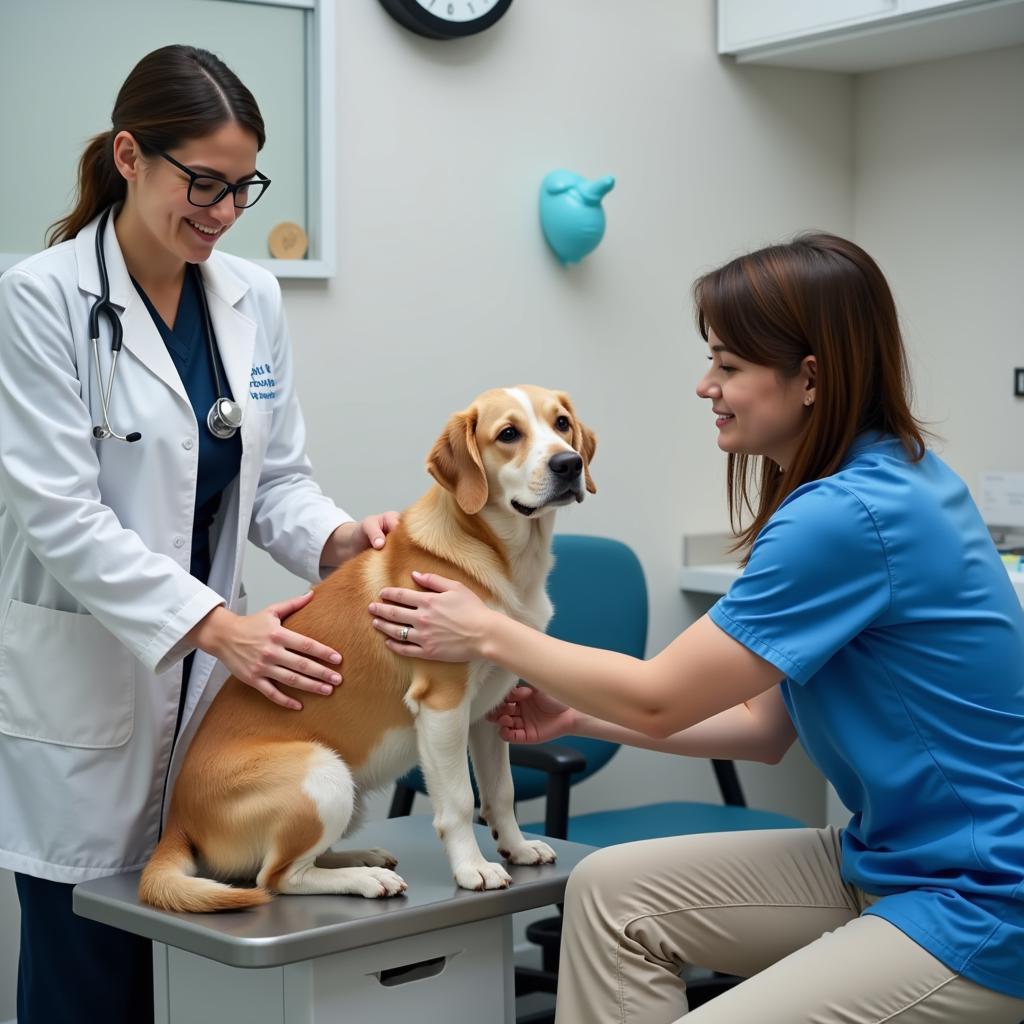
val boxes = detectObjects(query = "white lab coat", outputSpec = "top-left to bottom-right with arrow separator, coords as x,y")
0,209 -> 352,882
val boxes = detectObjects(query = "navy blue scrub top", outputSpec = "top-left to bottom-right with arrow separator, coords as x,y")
132,266 -> 242,584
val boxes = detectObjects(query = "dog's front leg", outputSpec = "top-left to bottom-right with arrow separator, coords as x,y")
415,700 -> 512,891
469,719 -> 557,866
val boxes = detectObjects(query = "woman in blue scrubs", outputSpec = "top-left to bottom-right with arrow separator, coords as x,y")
369,233 -> 1024,1022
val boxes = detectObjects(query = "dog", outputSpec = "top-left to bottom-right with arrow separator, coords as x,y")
139,386 -> 596,911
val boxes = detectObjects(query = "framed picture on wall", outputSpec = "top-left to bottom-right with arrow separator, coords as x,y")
0,0 -> 336,278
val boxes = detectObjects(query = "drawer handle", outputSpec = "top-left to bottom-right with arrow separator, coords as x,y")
377,955 -> 448,987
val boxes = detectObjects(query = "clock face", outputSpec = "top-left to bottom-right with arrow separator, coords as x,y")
413,0 -> 502,22
379,0 -> 513,38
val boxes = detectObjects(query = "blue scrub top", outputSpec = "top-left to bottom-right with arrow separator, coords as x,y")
709,433 -> 1024,998
132,267 -> 242,584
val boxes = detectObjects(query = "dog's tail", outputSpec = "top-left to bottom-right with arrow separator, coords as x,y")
138,825 -> 270,913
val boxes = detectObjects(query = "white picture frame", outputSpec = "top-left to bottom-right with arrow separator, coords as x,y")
0,0 -> 336,280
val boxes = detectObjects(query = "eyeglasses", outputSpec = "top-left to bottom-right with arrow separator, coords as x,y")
157,150 -> 271,209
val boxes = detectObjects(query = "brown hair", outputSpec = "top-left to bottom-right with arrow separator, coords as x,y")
47,45 -> 265,246
693,232 -> 927,562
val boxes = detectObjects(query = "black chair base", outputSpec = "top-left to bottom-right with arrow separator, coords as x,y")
516,1004 -> 556,1024
686,972 -> 745,1009
516,995 -> 556,1024
515,966 -> 743,1021
515,965 -> 558,998
524,916 -> 561,976
516,919 -> 744,1015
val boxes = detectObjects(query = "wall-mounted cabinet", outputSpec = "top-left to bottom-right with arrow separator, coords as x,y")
718,0 -> 1024,72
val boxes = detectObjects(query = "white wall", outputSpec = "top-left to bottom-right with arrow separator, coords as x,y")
0,0 -> 865,1017
263,0 -> 853,826
853,44 -> 1024,487
2,16 -> 1017,1021
252,0 -> 855,983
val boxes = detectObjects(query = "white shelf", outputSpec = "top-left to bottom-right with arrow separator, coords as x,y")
678,563 -> 742,595
680,562 -> 1024,607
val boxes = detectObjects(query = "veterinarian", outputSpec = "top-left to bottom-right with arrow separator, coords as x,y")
370,233 -> 1024,1022
0,45 -> 397,1024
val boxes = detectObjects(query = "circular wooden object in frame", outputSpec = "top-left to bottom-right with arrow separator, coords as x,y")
268,222 -> 309,260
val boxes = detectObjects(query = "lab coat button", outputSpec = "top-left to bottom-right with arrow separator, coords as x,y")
173,536 -> 186,548
182,438 -> 194,451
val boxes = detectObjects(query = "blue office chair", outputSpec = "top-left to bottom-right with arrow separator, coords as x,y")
390,534 -> 803,1018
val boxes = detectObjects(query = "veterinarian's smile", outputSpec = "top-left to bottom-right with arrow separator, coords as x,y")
184,217 -> 226,243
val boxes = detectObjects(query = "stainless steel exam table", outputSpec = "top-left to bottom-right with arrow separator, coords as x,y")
74,815 -> 594,1024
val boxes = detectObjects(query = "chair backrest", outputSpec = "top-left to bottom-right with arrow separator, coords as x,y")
522,537 -> 749,807
527,533 -> 648,788
394,533 -> 649,801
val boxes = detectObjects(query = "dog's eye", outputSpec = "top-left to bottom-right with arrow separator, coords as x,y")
554,416 -> 571,432
498,426 -> 520,443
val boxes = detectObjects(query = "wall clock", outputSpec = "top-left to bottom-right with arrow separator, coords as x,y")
378,0 -> 513,40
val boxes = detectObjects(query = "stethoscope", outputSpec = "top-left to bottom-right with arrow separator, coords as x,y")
89,206 -> 243,443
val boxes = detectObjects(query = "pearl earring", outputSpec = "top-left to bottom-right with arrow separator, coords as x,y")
804,397 -> 814,407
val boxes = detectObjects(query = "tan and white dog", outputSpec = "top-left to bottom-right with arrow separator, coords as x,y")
139,386 -> 596,912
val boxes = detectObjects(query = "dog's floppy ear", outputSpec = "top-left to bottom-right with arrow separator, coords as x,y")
427,407 -> 489,514
556,391 -> 597,495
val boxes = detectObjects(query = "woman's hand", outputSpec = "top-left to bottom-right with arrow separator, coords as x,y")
368,571 -> 493,662
486,685 -> 580,744
321,511 -> 401,569
187,591 -> 343,710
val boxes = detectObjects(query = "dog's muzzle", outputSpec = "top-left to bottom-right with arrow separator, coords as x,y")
511,451 -> 585,516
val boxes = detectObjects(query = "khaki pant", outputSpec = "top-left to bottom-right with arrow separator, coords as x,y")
555,827 -> 1024,1023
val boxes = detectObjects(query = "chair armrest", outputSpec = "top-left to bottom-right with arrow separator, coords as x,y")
509,742 -> 587,775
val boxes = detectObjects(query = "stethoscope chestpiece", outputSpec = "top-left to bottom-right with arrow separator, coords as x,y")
207,397 -> 243,440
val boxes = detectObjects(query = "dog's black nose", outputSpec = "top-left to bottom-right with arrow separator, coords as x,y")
549,451 -> 583,477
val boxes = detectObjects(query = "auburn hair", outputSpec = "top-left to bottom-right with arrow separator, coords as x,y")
693,232 -> 927,563
48,45 -> 265,246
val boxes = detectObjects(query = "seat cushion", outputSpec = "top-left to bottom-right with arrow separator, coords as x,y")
522,801 -> 804,848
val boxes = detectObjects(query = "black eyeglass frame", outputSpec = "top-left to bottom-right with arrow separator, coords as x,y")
156,150 -> 272,209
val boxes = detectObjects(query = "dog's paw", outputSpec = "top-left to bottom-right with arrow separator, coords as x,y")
356,847 -> 399,869
454,860 -> 513,891
316,847 -> 399,870
357,867 -> 408,898
502,840 -> 557,866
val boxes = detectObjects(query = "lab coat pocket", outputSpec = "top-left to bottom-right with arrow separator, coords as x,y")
0,599 -> 134,748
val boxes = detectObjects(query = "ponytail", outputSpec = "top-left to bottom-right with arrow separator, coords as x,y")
47,131 -> 126,246
45,45 -> 265,248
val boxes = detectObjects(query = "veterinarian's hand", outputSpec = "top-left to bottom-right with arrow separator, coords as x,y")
188,591 -> 343,711
369,571 -> 493,662
321,511 -> 401,568
486,685 -> 580,744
